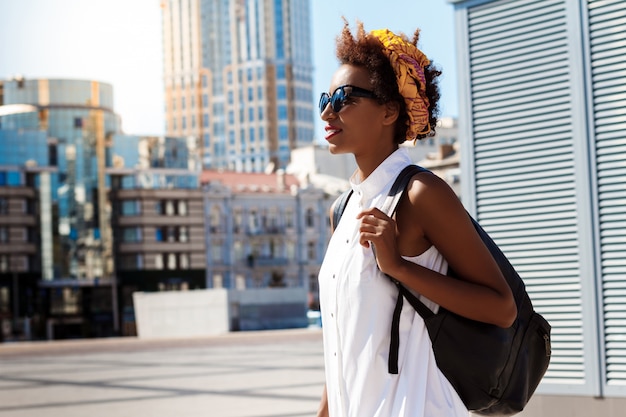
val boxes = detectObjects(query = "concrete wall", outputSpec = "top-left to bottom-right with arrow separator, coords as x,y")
133,287 -> 308,339
133,288 -> 230,338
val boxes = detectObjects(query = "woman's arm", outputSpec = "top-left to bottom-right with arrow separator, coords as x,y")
357,171 -> 517,327
316,384 -> 329,417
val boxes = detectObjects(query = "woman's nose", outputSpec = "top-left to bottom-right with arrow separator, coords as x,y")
320,103 -> 335,120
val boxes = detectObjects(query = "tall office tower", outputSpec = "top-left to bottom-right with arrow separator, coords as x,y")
0,77 -> 121,282
161,0 -> 315,171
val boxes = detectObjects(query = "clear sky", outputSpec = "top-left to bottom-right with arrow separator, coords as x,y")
0,0 -> 458,140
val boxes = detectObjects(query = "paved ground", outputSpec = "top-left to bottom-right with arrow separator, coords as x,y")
0,328 -> 325,417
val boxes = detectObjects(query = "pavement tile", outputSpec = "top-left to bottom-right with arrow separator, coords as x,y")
0,328 -> 325,417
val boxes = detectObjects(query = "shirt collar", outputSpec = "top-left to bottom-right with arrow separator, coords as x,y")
349,147 -> 413,204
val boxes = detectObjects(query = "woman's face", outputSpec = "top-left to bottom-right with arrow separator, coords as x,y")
320,64 -> 390,156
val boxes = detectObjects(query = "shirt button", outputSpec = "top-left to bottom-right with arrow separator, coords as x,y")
331,313 -> 334,318
332,274 -> 336,279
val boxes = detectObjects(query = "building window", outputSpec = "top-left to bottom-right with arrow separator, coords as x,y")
179,253 -> 189,269
234,241 -> 243,261
167,253 -> 177,270
277,86 -> 287,100
307,241 -> 316,261
27,227 -> 36,243
0,227 -> 7,243
48,143 -> 58,166
122,227 -> 141,242
210,206 -> 221,232
212,245 -> 221,262
0,255 -> 8,272
285,209 -> 294,228
118,254 -> 142,270
276,65 -> 286,79
26,198 -> 35,215
120,200 -> 140,216
0,198 -> 8,215
306,208 -> 315,228
0,287 -> 8,315
178,200 -> 187,216
248,210 -> 258,233
179,226 -> 188,242
234,210 -> 243,233
165,200 -> 175,215
166,226 -> 176,242
267,207 -> 279,232
235,274 -> 246,290
155,254 -> 164,270
283,241 -> 293,261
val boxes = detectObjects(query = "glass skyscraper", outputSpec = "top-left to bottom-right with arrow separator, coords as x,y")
0,77 -> 204,339
161,0 -> 315,171
0,77 -> 121,281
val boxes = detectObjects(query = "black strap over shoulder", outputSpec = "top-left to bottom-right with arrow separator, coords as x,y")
381,165 -> 435,374
331,188 -> 353,231
332,164 -> 434,374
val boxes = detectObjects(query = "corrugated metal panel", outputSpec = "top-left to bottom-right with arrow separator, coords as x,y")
588,0 -> 626,391
467,0 -> 586,384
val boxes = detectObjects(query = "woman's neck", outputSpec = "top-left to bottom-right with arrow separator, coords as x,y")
354,145 -> 399,181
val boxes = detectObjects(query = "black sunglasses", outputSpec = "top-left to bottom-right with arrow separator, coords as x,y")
318,84 -> 377,114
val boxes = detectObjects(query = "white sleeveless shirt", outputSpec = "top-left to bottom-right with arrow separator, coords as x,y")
318,148 -> 468,417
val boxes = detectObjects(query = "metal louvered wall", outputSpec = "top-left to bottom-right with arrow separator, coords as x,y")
457,0 -> 607,396
588,0 -> 626,395
456,0 -> 626,399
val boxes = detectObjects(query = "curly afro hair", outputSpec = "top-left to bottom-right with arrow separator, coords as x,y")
335,20 -> 442,144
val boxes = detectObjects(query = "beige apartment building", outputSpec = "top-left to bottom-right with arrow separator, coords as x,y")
201,169 -> 331,310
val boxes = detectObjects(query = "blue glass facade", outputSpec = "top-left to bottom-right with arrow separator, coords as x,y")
108,134 -> 200,190
0,78 -> 202,340
0,78 -> 120,280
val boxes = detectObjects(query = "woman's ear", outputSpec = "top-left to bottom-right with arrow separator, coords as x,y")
382,101 -> 400,126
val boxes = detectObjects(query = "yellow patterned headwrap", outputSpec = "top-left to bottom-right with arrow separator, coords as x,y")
370,29 -> 431,141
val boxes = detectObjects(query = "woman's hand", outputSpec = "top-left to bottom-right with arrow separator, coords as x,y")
356,207 -> 403,276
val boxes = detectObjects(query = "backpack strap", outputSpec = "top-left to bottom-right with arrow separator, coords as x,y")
330,165 -> 437,374
380,164 -> 438,374
331,188 -> 353,230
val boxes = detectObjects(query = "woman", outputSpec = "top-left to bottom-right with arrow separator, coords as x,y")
316,21 -> 517,417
